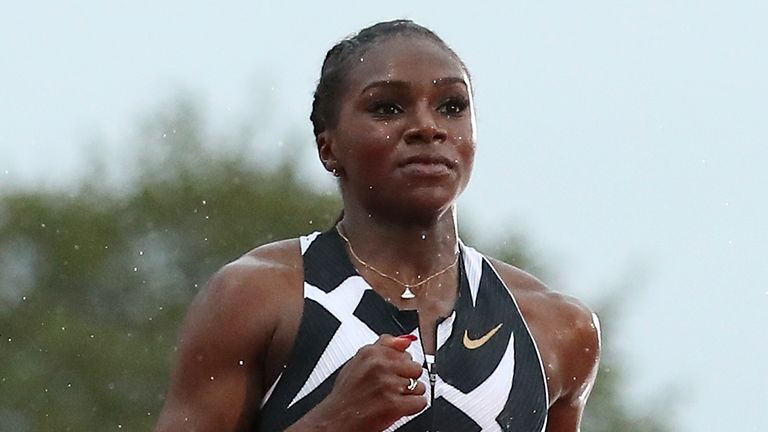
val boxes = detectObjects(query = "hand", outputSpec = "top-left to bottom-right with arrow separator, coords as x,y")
294,334 -> 427,432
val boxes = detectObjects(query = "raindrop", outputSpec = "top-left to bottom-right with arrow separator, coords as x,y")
162,133 -> 167,138
7,338 -> 11,342
138,251 -> 144,256
359,57 -> 364,62
67,383 -> 72,388
308,220 -> 313,225
108,383 -> 115,390
205,216 -> 210,220
89,334 -> 95,338
420,234 -> 426,240
40,223 -> 46,228
61,326 -> 66,331
239,360 -> 245,366
132,267 -> 138,272
202,200 -> 207,205
73,244 -> 80,250
22,296 -> 26,301
210,376 -> 215,381
386,135 -> 390,139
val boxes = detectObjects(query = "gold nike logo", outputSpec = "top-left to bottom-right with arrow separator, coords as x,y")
463,323 -> 504,350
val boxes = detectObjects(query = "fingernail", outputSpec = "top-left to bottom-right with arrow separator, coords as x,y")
399,334 -> 418,342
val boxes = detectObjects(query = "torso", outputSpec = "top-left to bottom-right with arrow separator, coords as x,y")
257,229 -> 549,431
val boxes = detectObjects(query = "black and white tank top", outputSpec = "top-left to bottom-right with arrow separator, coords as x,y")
258,229 -> 548,431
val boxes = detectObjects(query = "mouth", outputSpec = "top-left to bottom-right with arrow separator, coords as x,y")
398,154 -> 455,177
398,154 -> 455,169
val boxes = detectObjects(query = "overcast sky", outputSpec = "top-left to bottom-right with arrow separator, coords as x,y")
2,1 -> 766,430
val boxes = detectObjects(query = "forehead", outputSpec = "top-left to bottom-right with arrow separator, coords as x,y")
344,36 -> 468,90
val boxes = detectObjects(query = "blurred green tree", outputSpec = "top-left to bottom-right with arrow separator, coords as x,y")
0,98 -> 672,431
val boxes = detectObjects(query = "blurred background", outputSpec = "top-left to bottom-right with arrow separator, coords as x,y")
1,1 -> 766,431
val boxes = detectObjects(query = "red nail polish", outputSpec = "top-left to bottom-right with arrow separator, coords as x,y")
399,334 -> 418,342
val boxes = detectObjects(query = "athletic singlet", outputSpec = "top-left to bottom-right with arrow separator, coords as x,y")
257,229 -> 548,431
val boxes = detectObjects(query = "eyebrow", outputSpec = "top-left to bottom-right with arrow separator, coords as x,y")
360,76 -> 468,95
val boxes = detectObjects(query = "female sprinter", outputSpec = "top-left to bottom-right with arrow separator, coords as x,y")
156,20 -> 600,432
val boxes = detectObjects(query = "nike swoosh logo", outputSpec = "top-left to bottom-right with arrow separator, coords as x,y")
463,323 -> 504,350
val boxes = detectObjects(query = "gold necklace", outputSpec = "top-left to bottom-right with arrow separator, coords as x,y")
336,223 -> 459,299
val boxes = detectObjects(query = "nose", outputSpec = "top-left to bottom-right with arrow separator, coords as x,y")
403,103 -> 448,144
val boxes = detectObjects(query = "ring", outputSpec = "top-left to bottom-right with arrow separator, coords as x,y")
406,378 -> 418,392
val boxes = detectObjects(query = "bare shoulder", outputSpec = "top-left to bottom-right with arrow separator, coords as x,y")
486,257 -> 601,403
211,238 -> 302,293
177,237 -> 304,364
197,238 -> 303,316
485,256 -> 594,322
156,238 -> 304,431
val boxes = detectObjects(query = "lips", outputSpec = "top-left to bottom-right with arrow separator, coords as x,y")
398,154 -> 455,169
398,154 -> 455,177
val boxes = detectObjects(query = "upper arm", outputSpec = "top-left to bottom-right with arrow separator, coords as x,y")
486,257 -> 601,432
545,310 -> 601,432
155,260 -> 280,432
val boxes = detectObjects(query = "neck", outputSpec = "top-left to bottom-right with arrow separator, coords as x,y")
338,206 -> 459,284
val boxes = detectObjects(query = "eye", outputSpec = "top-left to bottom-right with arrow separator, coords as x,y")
369,101 -> 403,117
438,96 -> 469,116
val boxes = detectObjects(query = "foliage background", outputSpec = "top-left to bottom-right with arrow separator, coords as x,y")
0,99 -> 675,431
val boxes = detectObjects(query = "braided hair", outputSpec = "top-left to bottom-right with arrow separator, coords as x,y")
310,20 -> 469,137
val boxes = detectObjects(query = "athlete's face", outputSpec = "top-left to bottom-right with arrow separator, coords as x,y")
318,36 -> 476,222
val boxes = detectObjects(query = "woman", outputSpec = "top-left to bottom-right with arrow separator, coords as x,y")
156,20 -> 600,432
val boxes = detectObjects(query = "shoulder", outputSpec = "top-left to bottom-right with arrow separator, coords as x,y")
183,238 -> 304,350
157,238 -> 305,430
486,256 -> 601,404
485,256 -> 592,325
207,237 -> 303,299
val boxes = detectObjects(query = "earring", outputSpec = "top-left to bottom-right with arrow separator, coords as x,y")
332,168 -> 340,177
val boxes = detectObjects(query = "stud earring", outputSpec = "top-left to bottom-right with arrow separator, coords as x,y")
332,168 -> 341,177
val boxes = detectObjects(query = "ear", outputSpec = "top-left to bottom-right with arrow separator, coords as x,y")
316,131 -> 342,175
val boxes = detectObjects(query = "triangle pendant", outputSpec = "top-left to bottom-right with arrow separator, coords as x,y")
401,286 -> 416,299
